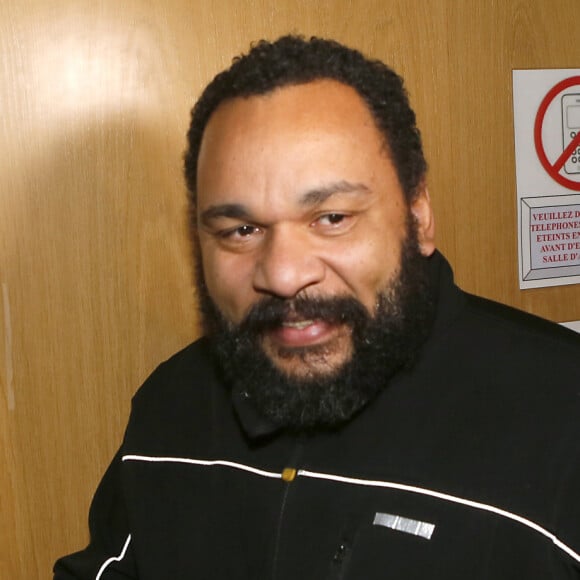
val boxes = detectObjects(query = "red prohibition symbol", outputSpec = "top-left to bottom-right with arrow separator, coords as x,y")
534,76 -> 580,191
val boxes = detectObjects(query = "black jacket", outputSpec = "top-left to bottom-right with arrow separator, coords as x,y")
54,252 -> 580,579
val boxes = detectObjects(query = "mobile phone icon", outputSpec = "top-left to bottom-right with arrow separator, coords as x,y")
561,93 -> 580,174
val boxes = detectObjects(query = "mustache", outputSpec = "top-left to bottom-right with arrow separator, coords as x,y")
238,295 -> 370,333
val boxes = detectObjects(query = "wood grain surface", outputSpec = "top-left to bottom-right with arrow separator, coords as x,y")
1,1 -> 579,576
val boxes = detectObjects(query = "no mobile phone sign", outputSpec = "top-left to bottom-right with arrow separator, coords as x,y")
534,76 -> 580,191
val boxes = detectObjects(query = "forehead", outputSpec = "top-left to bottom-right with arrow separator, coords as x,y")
196,79 -> 400,209
199,79 -> 387,160
214,78 -> 378,131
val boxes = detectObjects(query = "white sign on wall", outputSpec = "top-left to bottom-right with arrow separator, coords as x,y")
513,69 -> 580,289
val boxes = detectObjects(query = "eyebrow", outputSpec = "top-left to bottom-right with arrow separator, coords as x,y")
199,180 -> 371,226
200,203 -> 250,226
299,180 -> 371,206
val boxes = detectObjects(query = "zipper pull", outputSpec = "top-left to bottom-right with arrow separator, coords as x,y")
281,467 -> 297,482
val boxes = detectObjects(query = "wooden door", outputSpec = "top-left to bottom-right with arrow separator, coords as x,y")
1,1 -> 578,576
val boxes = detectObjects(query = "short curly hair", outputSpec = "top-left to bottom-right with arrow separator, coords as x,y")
184,35 -> 426,208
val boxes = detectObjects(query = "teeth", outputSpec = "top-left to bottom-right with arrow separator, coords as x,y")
282,320 -> 313,329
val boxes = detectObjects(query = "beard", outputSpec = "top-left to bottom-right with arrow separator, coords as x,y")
196,216 -> 435,432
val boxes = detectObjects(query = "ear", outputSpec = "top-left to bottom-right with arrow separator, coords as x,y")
410,186 -> 435,257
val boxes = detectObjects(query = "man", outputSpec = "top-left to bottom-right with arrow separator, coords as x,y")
54,36 -> 580,579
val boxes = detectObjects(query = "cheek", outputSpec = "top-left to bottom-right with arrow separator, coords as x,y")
201,248 -> 257,321
333,236 -> 402,309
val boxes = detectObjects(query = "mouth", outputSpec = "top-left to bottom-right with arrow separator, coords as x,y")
259,317 -> 354,377
266,317 -> 347,350
281,319 -> 315,330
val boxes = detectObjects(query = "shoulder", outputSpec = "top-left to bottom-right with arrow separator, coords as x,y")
125,338 -> 228,448
435,290 -> 580,424
427,251 -> 580,383
462,291 -> 580,353
132,337 -> 216,404
423,274 -> 580,423
464,289 -> 579,342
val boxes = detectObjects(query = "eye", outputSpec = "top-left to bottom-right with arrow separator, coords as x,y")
311,211 -> 356,236
231,224 -> 259,237
219,224 -> 258,238
313,212 -> 354,233
217,224 -> 263,245
319,213 -> 346,226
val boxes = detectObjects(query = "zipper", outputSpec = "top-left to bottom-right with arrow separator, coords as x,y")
270,439 -> 305,579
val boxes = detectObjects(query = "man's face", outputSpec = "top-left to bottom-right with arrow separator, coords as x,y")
196,80 -> 435,386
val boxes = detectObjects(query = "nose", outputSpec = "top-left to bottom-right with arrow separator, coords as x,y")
252,227 -> 325,299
